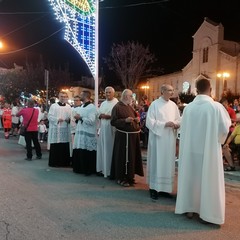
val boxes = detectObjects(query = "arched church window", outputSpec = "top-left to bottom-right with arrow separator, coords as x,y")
202,47 -> 209,63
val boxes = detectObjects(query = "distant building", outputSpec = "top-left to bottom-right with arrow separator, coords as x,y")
144,17 -> 240,102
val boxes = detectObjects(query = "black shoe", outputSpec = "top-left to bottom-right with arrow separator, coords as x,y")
36,156 -> 42,159
25,158 -> 32,161
158,192 -> 174,198
149,189 -> 158,200
199,218 -> 220,227
96,172 -> 104,177
224,166 -> 236,171
186,212 -> 194,219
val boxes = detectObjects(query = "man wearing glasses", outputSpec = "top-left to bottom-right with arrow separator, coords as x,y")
146,84 -> 181,200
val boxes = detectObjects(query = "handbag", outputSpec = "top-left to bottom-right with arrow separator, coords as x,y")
19,125 -> 27,136
20,109 -> 35,136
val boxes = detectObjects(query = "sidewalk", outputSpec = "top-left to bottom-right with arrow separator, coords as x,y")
141,148 -> 240,182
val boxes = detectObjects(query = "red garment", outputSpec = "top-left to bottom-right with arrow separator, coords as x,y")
227,106 -> 236,120
227,106 -> 236,132
2,108 -> 12,129
17,107 -> 39,131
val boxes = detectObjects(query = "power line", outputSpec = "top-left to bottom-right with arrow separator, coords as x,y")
0,27 -> 64,55
100,0 -> 169,9
0,11 -> 49,15
1,14 -> 48,38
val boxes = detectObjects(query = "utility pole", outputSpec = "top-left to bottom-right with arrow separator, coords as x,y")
44,69 -> 49,111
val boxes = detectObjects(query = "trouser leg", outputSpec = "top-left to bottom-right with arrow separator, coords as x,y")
31,131 -> 42,157
25,132 -> 32,159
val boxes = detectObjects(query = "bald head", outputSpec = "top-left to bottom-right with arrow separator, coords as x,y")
160,84 -> 173,94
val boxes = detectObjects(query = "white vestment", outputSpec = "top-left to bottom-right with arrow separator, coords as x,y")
96,98 -> 118,177
146,97 -> 181,192
70,106 -> 78,135
47,103 -> 72,146
70,106 -> 80,146
73,103 -> 97,151
175,95 -> 231,225
11,106 -> 20,124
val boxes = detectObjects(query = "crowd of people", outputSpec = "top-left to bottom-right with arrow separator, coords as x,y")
0,79 -> 238,226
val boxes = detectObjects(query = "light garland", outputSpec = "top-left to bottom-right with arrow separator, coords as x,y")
48,0 -> 96,76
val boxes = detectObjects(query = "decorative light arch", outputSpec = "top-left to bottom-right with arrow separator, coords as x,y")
48,0 -> 99,105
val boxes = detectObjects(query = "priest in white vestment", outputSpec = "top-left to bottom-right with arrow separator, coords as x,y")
175,78 -> 231,225
48,91 -> 72,167
70,95 -> 82,147
146,84 -> 181,200
72,90 -> 98,175
96,87 -> 118,177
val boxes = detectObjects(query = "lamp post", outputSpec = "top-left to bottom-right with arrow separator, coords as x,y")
217,72 -> 230,93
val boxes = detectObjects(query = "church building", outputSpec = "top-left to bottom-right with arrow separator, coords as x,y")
145,17 -> 240,101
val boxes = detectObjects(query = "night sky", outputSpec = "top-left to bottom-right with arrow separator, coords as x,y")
1,0 -> 240,82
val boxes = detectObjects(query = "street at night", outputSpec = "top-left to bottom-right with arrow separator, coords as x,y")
0,131 -> 239,240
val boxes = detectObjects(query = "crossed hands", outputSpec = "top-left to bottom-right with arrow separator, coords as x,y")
58,117 -> 70,123
125,117 -> 140,123
165,121 -> 180,129
74,114 -> 81,120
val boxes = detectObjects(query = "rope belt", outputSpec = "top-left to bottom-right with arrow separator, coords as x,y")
116,128 -> 141,174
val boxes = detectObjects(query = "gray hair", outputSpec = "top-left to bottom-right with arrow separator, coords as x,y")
121,89 -> 131,101
160,84 -> 171,94
105,86 -> 115,93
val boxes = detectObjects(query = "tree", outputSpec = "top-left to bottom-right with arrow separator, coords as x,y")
0,62 -> 73,103
0,68 -> 27,103
104,41 -> 157,89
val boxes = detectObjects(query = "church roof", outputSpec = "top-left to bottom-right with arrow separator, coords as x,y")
204,17 -> 220,26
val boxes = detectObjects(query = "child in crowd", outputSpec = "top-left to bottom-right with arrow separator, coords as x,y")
38,120 -> 47,143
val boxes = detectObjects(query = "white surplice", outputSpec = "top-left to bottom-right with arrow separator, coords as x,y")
73,103 -> 97,151
175,95 -> 231,225
48,103 -> 72,144
96,98 -> 118,177
146,97 -> 181,192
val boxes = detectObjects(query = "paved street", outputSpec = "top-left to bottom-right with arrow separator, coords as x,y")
0,132 -> 239,240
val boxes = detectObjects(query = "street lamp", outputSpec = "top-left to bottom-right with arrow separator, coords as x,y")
141,85 -> 150,101
217,72 -> 230,92
141,85 -> 150,94
0,41 -> 3,49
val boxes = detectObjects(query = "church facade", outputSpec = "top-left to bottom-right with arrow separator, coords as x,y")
145,17 -> 240,102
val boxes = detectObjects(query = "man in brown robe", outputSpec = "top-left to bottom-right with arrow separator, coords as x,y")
110,89 -> 144,187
